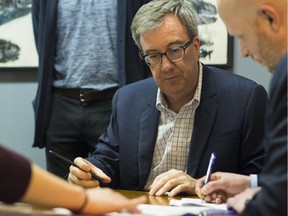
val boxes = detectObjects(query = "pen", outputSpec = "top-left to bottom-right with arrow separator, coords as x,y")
48,150 -> 104,183
204,152 -> 216,185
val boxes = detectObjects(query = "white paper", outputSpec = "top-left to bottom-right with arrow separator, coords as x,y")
170,198 -> 227,210
137,204 -> 209,216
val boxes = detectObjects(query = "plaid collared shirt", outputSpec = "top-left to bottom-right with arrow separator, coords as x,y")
144,63 -> 203,189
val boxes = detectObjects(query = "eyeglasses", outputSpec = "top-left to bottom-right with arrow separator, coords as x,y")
141,40 -> 193,67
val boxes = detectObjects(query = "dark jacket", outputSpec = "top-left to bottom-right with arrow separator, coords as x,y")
243,54 -> 287,216
31,0 -> 151,148
88,65 -> 268,190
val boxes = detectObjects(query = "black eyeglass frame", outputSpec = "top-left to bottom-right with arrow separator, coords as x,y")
140,40 -> 193,67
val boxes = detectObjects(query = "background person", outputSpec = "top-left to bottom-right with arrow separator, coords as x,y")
31,0 -> 151,178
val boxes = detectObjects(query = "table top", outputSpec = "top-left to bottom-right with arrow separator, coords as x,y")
0,190 -> 235,216
116,189 -> 196,206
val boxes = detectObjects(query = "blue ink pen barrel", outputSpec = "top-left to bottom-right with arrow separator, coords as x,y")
204,152 -> 216,185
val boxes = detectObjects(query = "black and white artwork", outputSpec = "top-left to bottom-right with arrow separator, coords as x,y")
194,0 -> 233,67
0,0 -> 38,69
0,0 -> 231,70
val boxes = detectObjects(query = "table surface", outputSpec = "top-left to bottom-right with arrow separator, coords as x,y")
116,189 -> 196,205
0,190 -> 208,216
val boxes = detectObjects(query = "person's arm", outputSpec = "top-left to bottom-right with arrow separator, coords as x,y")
23,164 -> 86,210
23,164 -> 146,214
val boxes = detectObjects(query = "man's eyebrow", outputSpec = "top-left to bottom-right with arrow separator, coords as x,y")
143,40 -> 185,54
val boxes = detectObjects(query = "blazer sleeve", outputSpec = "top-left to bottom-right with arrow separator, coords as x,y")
242,55 -> 287,216
87,91 -> 121,188
238,83 -> 268,174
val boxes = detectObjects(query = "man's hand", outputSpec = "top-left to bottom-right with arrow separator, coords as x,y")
195,172 -> 251,203
149,169 -> 197,197
67,157 -> 111,188
227,187 -> 261,213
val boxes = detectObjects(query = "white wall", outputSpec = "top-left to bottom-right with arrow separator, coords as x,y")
0,71 -> 46,168
0,38 -> 273,170
232,38 -> 272,91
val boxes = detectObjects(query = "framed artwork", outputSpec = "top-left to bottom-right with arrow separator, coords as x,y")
0,0 -> 38,71
0,0 -> 232,70
195,0 -> 233,68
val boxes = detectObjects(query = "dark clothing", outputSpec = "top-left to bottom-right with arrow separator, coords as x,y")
0,145 -> 31,203
31,0 -> 150,148
32,0 -> 150,177
87,65 -> 268,190
45,95 -> 113,177
242,54 -> 287,216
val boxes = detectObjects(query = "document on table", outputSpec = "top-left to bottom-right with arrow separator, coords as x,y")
137,204 -> 209,216
106,199 -> 235,216
169,198 -> 227,210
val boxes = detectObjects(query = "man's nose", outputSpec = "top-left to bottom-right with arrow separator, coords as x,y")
161,54 -> 175,69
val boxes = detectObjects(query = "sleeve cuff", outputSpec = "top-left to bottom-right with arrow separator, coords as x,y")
250,174 -> 258,188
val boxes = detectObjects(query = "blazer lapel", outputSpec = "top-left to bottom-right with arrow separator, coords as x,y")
138,87 -> 159,189
187,66 -> 218,176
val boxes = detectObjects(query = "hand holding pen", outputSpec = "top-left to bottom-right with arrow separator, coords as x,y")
49,150 -> 111,187
195,152 -> 220,202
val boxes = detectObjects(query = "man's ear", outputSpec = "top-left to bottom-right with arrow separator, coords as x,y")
258,5 -> 280,32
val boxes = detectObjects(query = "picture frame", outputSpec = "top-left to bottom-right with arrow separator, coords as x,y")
196,0 -> 233,68
0,1 -> 38,71
0,0 -> 233,71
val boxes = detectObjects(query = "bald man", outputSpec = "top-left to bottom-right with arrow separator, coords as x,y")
195,0 -> 287,215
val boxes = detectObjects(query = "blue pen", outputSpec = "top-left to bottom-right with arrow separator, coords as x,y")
204,152 -> 216,185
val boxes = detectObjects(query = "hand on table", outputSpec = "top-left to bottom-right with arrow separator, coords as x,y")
149,169 -> 197,197
68,157 -> 111,188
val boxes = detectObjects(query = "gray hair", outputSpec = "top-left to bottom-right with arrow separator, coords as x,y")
131,0 -> 199,50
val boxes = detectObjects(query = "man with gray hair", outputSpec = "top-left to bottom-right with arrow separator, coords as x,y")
67,0 -> 268,197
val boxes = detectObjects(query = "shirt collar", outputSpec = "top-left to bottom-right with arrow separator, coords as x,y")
156,61 -> 203,111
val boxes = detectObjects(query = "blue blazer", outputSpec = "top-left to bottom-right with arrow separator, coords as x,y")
88,65 -> 268,190
31,0 -> 151,148
243,54 -> 287,216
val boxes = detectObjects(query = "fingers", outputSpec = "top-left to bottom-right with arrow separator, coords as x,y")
149,173 -> 171,196
195,174 -> 228,203
227,193 -> 246,213
68,168 -> 99,188
90,165 -> 111,184
195,176 -> 206,198
74,157 -> 91,172
84,188 -> 146,214
227,187 -> 261,213
213,191 -> 228,204
74,157 -> 111,183
200,178 -> 225,195
149,170 -> 195,197
124,196 -> 147,214
68,157 -> 110,187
